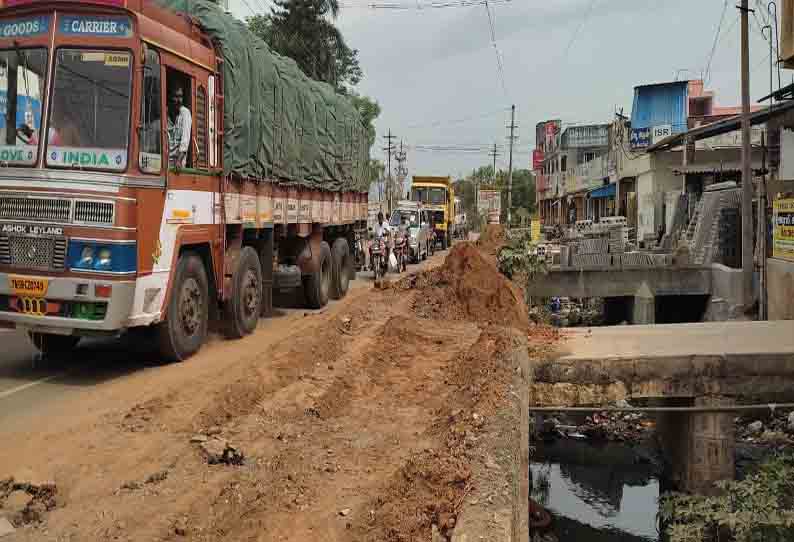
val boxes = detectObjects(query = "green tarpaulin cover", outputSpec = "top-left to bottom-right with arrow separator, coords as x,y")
154,0 -> 369,192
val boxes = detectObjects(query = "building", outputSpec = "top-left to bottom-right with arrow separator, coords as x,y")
534,121 -> 611,226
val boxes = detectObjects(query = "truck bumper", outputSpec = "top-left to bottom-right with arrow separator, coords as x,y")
0,273 -> 136,336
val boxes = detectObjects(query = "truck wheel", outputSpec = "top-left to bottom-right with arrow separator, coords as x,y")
157,252 -> 209,362
28,332 -> 79,358
304,241 -> 331,309
223,246 -> 263,339
330,238 -> 351,300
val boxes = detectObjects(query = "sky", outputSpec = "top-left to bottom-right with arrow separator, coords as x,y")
229,0 -> 783,179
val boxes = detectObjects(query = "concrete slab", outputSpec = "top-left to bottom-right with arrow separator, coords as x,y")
559,321 -> 794,361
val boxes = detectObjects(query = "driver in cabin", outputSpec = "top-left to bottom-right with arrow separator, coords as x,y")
167,84 -> 192,169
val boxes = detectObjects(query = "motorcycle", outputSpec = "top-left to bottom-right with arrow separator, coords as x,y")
393,230 -> 408,273
369,234 -> 388,281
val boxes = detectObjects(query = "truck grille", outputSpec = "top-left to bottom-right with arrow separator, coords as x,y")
0,197 -> 71,222
74,200 -> 114,225
0,196 -> 114,226
0,235 -> 67,270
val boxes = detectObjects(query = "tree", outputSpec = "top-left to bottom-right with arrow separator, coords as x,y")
247,0 -> 362,93
348,93 -> 380,150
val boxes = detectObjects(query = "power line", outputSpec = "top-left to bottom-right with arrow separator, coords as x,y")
405,107 -> 508,130
562,0 -> 597,61
484,0 -> 508,100
338,0 -> 512,9
704,0 -> 729,85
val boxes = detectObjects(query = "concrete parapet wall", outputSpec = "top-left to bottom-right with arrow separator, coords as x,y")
525,266 -> 712,298
451,333 -> 530,542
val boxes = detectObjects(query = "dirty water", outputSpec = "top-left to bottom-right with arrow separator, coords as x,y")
531,439 -> 662,542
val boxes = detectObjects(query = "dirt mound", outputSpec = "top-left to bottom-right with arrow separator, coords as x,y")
404,242 -> 529,329
477,224 -> 506,253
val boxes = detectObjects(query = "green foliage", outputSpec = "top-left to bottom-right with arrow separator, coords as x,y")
348,93 -> 381,150
456,166 -> 536,226
247,0 -> 362,93
660,454 -> 794,542
496,230 -> 546,280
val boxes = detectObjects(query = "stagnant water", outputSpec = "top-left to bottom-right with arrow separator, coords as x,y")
531,439 -> 662,541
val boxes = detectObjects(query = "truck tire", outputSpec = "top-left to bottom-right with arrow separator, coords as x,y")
223,246 -> 263,339
304,241 -> 331,309
157,252 -> 209,362
330,238 -> 351,300
28,332 -> 79,359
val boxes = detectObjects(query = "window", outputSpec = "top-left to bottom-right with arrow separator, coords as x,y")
165,69 -> 191,169
48,49 -> 132,171
584,151 -> 596,163
195,84 -> 207,168
561,155 -> 567,172
0,48 -> 47,166
139,47 -> 161,174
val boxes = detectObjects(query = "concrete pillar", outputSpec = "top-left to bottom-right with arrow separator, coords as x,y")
683,396 -> 735,495
632,295 -> 655,324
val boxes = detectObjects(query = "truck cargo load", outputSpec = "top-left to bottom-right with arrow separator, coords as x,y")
155,0 -> 368,193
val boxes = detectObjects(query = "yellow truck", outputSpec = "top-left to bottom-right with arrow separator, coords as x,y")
411,176 -> 455,249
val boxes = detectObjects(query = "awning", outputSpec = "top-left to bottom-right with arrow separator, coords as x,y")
587,184 -> 616,199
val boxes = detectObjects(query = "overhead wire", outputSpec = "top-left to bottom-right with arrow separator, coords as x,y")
483,0 -> 509,100
704,0 -> 729,85
562,0 -> 597,61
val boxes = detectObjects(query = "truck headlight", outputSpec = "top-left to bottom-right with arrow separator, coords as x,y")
68,241 -> 136,273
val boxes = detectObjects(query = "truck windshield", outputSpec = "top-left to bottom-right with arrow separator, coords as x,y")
0,48 -> 46,166
46,49 -> 131,171
412,187 -> 447,205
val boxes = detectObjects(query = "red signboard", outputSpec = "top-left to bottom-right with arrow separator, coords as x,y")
7,0 -> 125,5
545,123 -> 556,137
532,149 -> 544,170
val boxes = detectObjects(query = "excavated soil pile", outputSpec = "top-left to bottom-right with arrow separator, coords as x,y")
356,327 -> 514,541
403,242 -> 530,329
477,224 -> 506,254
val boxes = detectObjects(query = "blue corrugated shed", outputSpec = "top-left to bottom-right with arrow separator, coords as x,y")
630,81 -> 689,134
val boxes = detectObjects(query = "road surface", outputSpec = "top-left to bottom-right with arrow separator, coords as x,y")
0,254 -> 444,434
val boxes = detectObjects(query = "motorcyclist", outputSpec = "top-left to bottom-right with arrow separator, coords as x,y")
376,211 -> 391,238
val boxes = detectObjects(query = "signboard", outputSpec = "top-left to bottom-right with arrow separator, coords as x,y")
477,189 -> 501,222
48,147 -> 127,171
531,218 -> 541,241
773,198 -> 794,262
8,0 -> 124,5
0,16 -> 50,39
630,127 -> 650,149
652,124 -> 672,144
59,16 -> 132,38
532,149 -> 544,170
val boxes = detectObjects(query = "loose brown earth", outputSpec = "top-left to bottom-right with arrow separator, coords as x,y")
0,244 -> 556,541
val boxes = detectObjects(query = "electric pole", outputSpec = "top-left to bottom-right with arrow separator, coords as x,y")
383,130 -> 397,214
506,104 -> 517,227
739,0 -> 753,305
395,139 -> 408,200
488,143 -> 500,183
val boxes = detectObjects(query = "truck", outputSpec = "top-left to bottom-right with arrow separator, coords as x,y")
410,175 -> 454,250
477,188 -> 502,225
0,0 -> 369,361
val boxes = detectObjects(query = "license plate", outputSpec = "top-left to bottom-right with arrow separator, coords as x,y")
9,275 -> 49,297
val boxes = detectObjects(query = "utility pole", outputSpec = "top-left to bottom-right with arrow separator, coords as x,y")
506,104 -> 517,227
739,0 -> 754,306
395,139 -> 408,200
383,130 -> 397,215
489,143 -> 500,183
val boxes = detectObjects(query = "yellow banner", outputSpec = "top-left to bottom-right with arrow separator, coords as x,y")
773,198 -> 794,262
531,219 -> 541,241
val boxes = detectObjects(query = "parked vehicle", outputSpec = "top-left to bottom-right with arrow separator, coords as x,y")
0,0 -> 369,361
389,202 -> 432,264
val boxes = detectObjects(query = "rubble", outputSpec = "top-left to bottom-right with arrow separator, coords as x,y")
199,439 -> 245,466
747,420 -> 764,435
0,518 -> 14,537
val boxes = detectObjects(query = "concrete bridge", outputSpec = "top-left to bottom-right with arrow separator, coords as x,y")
525,263 -> 746,324
531,321 -> 794,493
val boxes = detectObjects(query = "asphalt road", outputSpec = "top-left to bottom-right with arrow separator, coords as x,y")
0,252 -> 446,432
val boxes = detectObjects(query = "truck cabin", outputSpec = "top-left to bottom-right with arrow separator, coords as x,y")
0,0 -> 220,179
410,185 -> 447,228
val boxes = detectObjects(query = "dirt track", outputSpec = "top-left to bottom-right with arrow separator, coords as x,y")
0,242 -> 557,541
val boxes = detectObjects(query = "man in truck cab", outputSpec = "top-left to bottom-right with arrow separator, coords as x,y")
167,83 -> 192,169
